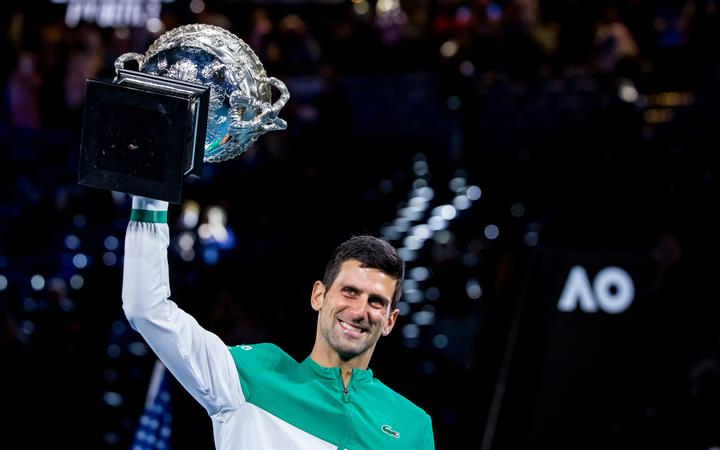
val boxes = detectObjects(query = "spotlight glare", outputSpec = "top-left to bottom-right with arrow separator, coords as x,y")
484,224 -> 500,240
402,324 -> 421,339
31,274 -> 45,291
466,185 -> 482,200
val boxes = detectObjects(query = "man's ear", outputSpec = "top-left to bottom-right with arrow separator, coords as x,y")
311,281 -> 325,311
381,307 -> 400,336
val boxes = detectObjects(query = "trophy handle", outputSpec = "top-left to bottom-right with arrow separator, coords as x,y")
113,53 -> 146,80
264,77 -> 290,131
228,77 -> 289,135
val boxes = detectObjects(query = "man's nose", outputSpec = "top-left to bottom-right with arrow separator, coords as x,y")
346,295 -> 369,317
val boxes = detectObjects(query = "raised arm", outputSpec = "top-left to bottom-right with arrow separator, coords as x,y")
122,196 -> 244,416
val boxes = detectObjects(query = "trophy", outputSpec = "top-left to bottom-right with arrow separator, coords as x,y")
78,23 -> 289,203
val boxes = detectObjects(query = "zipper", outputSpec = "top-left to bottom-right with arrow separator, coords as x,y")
338,368 -> 354,449
340,368 -> 350,403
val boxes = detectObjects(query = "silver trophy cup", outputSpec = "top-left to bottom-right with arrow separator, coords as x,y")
78,23 -> 289,202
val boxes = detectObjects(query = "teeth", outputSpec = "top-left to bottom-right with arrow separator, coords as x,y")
340,321 -> 363,333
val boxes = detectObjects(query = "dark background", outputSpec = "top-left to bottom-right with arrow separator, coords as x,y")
2,0 -> 719,449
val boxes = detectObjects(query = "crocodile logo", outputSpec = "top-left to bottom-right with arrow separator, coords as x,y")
381,425 -> 400,438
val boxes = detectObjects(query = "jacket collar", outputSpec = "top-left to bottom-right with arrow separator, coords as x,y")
301,356 -> 374,383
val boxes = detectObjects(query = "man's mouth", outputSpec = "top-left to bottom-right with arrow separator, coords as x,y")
339,320 -> 366,335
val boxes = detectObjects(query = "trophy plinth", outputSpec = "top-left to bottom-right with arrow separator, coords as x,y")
79,70 -> 209,203
78,23 -> 289,203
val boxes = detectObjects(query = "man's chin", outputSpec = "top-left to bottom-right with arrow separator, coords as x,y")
334,343 -> 365,361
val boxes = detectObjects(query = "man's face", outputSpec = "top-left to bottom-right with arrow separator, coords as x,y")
312,260 -> 399,362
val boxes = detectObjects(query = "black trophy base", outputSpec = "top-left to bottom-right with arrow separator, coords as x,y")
78,71 -> 209,203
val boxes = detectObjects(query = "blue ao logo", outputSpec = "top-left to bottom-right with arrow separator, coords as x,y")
557,266 -> 635,314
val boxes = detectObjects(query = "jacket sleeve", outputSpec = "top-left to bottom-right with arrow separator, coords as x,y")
422,414 -> 435,450
122,196 -> 244,417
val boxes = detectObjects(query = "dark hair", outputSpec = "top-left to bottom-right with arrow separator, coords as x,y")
323,235 -> 405,309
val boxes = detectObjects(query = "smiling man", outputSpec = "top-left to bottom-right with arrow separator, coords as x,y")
122,196 -> 435,449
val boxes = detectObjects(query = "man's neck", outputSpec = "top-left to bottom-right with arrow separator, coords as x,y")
309,346 -> 372,387
339,365 -> 353,389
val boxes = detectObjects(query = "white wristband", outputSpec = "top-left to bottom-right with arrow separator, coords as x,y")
132,196 -> 169,211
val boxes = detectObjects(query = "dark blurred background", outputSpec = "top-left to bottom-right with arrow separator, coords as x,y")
1,0 -> 719,449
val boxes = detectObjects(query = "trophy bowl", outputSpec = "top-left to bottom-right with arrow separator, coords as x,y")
114,23 -> 289,163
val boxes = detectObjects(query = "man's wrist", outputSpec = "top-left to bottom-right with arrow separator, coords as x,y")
131,196 -> 169,223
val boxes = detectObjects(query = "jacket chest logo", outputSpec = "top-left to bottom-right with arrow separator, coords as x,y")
381,424 -> 400,439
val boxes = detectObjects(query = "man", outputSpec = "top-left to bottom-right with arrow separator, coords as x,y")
122,196 -> 435,449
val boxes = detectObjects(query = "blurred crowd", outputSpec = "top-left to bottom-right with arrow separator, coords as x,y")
2,0 -> 720,449
3,0 -> 720,131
